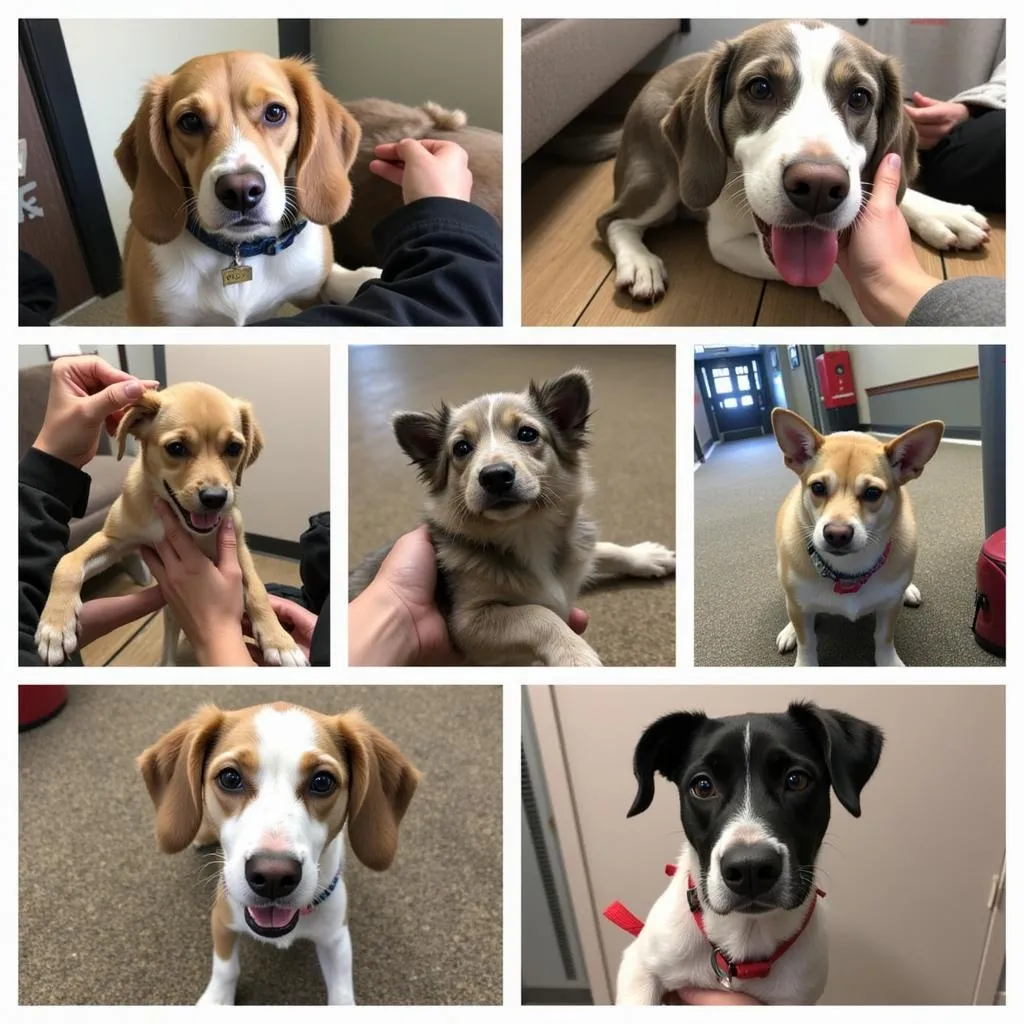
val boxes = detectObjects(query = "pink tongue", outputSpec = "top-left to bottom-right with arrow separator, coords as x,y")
189,510 -> 219,530
770,226 -> 838,287
248,905 -> 298,929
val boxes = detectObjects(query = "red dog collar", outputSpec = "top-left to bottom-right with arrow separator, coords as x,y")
603,865 -> 825,987
807,540 -> 892,595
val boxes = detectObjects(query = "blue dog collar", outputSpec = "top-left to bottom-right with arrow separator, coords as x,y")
300,871 -> 341,916
185,214 -> 308,259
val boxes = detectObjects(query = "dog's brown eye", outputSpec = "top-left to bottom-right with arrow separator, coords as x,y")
177,112 -> 203,134
263,103 -> 287,125
217,768 -> 244,792
689,774 -> 717,800
165,441 -> 188,458
848,88 -> 871,111
748,77 -> 773,101
785,769 -> 810,792
452,439 -> 473,458
225,441 -> 244,457
810,480 -> 827,497
517,426 -> 539,443
309,771 -> 336,796
862,486 -> 883,502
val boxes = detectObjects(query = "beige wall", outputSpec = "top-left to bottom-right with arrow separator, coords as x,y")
60,19 -> 279,251
311,19 -> 502,131
163,346 -> 330,541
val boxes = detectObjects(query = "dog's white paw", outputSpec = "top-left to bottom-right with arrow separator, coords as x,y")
903,583 -> 922,607
321,264 -> 382,305
911,199 -> 989,251
875,646 -> 906,668
35,598 -> 82,666
776,621 -> 798,654
546,641 -> 603,668
615,252 -> 667,302
627,541 -> 676,577
197,986 -> 235,1006
261,644 -> 309,667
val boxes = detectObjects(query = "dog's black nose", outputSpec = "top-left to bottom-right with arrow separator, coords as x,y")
198,487 -> 229,510
479,463 -> 516,496
823,522 -> 854,548
245,854 -> 302,900
782,160 -> 850,217
721,843 -> 784,898
215,171 -> 266,213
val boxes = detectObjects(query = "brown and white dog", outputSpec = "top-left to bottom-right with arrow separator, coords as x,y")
139,702 -> 420,1004
115,51 -> 381,325
772,408 -> 944,666
594,21 -> 990,322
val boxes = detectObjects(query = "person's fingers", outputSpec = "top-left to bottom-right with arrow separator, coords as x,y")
217,515 -> 239,570
81,377 -> 154,424
139,547 -> 167,585
77,586 -> 167,647
417,138 -> 462,159
569,608 -> 589,635
869,152 -> 902,210
907,106 -> 953,125
912,91 -> 939,107
151,500 -> 190,563
679,988 -> 761,1006
373,141 -> 402,160
368,159 -> 405,186
394,137 -> 427,166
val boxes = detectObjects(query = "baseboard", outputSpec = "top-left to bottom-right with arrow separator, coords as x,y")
521,987 -> 593,1006
865,423 -> 981,442
245,533 -> 301,560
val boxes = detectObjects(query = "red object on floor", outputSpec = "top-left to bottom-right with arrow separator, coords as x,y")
973,529 -> 1006,656
19,685 -> 68,729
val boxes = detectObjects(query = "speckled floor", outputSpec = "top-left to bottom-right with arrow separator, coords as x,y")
19,685 -> 502,1005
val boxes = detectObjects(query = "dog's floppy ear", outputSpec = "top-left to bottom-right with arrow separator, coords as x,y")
529,368 -> 592,450
865,56 -> 919,203
233,399 -> 265,486
885,420 -> 944,485
787,702 -> 883,818
392,405 -> 451,490
771,408 -> 824,475
115,75 -> 186,244
628,711 -> 707,818
282,58 -> 361,225
332,711 -> 421,871
115,390 -> 163,459
661,42 -> 734,210
137,705 -> 224,854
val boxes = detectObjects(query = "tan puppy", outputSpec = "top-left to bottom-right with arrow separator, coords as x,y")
35,383 -> 306,667
772,409 -> 943,667
116,51 -> 380,326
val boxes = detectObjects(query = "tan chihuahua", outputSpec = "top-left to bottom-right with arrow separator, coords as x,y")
35,382 -> 306,667
771,409 -> 944,667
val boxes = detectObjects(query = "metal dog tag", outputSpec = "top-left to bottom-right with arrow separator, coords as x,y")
221,247 -> 252,287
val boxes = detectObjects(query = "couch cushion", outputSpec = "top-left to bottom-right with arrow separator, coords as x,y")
84,456 -> 130,515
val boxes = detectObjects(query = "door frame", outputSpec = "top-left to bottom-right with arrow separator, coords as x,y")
697,352 -> 772,440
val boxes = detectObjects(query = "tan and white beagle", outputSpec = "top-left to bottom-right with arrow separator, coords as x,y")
139,702 -> 421,1005
115,51 -> 381,326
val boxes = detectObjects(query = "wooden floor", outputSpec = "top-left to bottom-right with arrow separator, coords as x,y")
522,156 -> 1006,327
79,552 -> 301,666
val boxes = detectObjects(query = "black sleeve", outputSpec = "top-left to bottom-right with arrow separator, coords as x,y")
19,448 -> 91,666
256,198 -> 502,327
309,594 -> 330,668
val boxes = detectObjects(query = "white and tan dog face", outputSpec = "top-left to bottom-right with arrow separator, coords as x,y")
392,369 -> 593,526
772,409 -> 943,558
663,20 -> 919,287
115,51 -> 361,244
139,703 -> 420,942
115,381 -> 264,536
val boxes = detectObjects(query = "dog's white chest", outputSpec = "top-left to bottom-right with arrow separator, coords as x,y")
791,571 -> 910,621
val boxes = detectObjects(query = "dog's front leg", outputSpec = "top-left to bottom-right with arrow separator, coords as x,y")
589,541 -> 675,582
707,228 -> 781,282
777,596 -> 819,667
316,924 -> 356,1005
615,941 -> 664,1005
456,604 -> 602,667
873,602 -> 905,667
320,263 -> 383,305
235,541 -> 309,666
198,896 -> 240,1005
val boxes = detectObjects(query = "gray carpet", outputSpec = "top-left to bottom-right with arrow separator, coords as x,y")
19,685 -> 502,1005
694,435 -> 1003,667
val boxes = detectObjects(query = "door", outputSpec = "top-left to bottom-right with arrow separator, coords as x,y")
534,685 -> 1005,1005
698,356 -> 768,439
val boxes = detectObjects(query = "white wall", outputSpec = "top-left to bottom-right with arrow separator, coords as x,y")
310,19 -> 502,131
163,345 -> 330,541
60,19 -> 279,252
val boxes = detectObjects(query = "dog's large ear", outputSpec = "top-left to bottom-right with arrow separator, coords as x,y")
115,390 -> 163,460
660,42 -> 734,210
771,408 -> 824,475
628,711 -> 707,818
115,76 -> 186,244
137,705 -> 224,854
392,405 -> 451,490
332,711 -> 421,871
529,368 -> 592,450
282,58 -> 361,225
233,400 -> 265,486
787,702 -> 884,818
885,420 -> 944,485
864,56 -> 919,203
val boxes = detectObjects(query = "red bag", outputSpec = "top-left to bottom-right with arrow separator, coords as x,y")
973,529 -> 1005,657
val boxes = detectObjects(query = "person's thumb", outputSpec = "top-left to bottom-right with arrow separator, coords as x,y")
870,153 -> 902,210
84,378 -> 146,422
394,137 -> 426,167
913,91 -> 938,107
218,515 -> 238,566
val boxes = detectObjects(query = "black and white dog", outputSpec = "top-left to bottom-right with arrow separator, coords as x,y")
612,702 -> 883,1004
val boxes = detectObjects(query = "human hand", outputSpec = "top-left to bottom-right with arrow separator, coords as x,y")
77,587 -> 167,648
369,138 -> 473,204
33,355 -> 159,470
140,500 -> 250,666
243,595 -> 317,664
905,92 -> 970,150
667,988 -> 761,1006
837,153 -> 939,325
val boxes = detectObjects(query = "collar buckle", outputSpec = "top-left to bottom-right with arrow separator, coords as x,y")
710,947 -> 736,988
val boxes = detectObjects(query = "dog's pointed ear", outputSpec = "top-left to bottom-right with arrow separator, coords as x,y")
137,705 -> 224,853
392,405 -> 451,490
865,56 -> 919,204
115,75 -> 186,244
771,408 -> 824,474
661,42 -> 734,210
628,711 -> 707,818
331,711 -> 421,871
282,58 -> 360,225
787,702 -> 883,818
115,390 -> 163,459
529,368 -> 591,448
885,420 -> 944,484
233,400 -> 265,486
